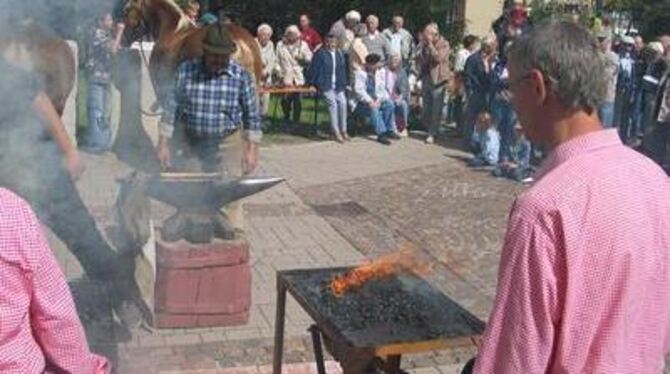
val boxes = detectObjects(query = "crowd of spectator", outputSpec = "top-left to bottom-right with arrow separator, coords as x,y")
242,1 -> 670,182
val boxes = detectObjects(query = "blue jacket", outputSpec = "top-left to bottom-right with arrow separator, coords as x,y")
307,48 -> 347,93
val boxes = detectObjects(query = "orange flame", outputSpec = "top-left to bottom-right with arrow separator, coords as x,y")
330,250 -> 428,297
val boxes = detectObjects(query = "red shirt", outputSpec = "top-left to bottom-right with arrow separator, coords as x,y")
301,26 -> 322,51
0,189 -> 109,373
474,130 -> 670,373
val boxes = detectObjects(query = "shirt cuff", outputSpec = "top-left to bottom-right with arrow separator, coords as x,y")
244,129 -> 263,144
159,121 -> 175,138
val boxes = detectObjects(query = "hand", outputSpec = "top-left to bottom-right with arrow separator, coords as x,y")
64,150 -> 85,180
157,139 -> 171,170
242,143 -> 259,175
369,100 -> 380,109
115,22 -> 126,34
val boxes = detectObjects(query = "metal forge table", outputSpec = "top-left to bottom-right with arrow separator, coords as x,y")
273,267 -> 485,373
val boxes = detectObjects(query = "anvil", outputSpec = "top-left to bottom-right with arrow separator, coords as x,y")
147,174 -> 284,243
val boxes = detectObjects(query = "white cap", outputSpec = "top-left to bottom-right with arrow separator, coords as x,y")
621,35 -> 635,45
345,10 -> 361,22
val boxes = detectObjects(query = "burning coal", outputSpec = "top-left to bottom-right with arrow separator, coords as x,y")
330,250 -> 429,297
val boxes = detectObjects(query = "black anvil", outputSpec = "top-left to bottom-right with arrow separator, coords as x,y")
147,174 -> 283,243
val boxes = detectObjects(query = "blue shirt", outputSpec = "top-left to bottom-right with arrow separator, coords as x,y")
160,58 -> 262,141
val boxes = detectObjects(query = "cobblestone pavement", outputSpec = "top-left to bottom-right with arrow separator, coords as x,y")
48,133 -> 668,373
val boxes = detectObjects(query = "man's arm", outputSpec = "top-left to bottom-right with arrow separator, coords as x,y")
240,70 -> 262,174
353,70 -> 374,104
157,64 -> 187,169
17,196 -> 109,373
32,92 -> 83,180
473,201 -> 562,373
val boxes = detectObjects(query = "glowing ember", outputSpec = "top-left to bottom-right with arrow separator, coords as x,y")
330,250 -> 428,297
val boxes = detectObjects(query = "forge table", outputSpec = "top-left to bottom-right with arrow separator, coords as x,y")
273,267 -> 485,374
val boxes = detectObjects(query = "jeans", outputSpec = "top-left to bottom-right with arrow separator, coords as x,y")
83,82 -> 113,152
598,101 -> 615,128
422,81 -> 446,136
281,93 -> 302,123
355,100 -> 396,135
491,98 -> 517,163
393,99 -> 409,132
642,121 -> 669,167
322,90 -> 348,136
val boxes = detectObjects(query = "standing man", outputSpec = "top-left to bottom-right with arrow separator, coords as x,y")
615,36 -> 637,143
645,35 -> 670,168
307,34 -> 348,142
299,14 -> 322,52
81,12 -> 124,153
158,22 -> 262,230
465,21 -> 670,374
353,54 -> 399,145
276,25 -> 313,124
362,15 -> 391,64
597,30 -> 619,128
464,35 -> 497,144
255,23 -> 278,118
382,15 -> 415,69
416,23 -> 452,144
330,10 -> 361,51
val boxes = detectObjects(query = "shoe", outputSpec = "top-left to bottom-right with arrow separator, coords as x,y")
399,129 -> 409,137
387,131 -> 401,140
521,176 -> 534,184
425,135 -> 434,144
377,135 -> 392,145
335,134 -> 344,143
343,133 -> 352,141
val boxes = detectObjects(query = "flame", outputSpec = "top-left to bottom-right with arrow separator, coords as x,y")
330,250 -> 428,297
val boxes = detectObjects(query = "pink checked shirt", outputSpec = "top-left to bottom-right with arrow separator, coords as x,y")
474,129 -> 670,373
0,189 -> 109,373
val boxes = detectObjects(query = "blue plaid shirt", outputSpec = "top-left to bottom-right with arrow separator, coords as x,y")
160,58 -> 262,142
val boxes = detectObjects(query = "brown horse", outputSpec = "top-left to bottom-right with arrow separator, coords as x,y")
122,0 -> 263,106
0,21 -> 75,116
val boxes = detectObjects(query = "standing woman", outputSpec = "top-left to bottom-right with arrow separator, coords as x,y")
276,25 -> 313,124
255,23 -> 278,119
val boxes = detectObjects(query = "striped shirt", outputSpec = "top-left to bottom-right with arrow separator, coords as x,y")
160,58 -> 262,142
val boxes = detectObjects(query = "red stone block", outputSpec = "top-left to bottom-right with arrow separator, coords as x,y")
152,237 -> 251,329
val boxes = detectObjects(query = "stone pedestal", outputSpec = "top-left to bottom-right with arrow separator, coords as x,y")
135,222 -> 251,329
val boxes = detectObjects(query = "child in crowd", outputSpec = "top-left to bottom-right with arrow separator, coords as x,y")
469,112 -> 500,167
492,122 -> 533,183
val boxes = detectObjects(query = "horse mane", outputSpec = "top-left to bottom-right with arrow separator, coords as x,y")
151,0 -> 192,32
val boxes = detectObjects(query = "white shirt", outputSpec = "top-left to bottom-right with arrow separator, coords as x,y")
388,32 -> 403,55
330,50 -> 337,88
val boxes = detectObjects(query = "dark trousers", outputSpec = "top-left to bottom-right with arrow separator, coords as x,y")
281,93 -> 302,123
643,121 -> 669,167
0,140 -> 119,280
465,92 -> 488,144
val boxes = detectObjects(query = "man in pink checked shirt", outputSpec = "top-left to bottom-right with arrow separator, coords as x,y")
463,21 -> 670,373
0,188 -> 108,373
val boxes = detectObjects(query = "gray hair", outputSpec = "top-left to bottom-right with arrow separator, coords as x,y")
507,20 -> 606,113
257,23 -> 273,36
366,15 -> 379,24
345,10 -> 361,22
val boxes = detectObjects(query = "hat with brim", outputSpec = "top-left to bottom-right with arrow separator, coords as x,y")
203,23 -> 237,55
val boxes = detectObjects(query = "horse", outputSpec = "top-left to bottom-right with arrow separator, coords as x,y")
0,21 -> 76,116
121,0 -> 263,107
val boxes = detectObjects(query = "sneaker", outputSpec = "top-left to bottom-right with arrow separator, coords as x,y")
343,133 -> 352,141
387,131 -> 401,140
521,176 -> 534,184
335,133 -> 344,143
377,135 -> 392,145
399,129 -> 409,137
425,135 -> 434,144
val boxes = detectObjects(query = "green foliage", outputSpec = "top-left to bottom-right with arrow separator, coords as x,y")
605,0 -> 670,38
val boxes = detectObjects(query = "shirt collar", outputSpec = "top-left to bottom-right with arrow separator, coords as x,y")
199,59 -> 236,78
535,129 -> 622,180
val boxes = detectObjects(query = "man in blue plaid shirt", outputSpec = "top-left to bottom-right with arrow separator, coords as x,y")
157,22 -> 262,176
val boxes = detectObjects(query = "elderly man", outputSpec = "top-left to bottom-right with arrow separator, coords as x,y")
299,14 -> 322,51
353,54 -> 399,145
382,15 -> 414,68
0,189 -> 109,373
463,21 -> 670,374
464,35 -> 497,143
276,25 -> 313,124
307,34 -> 348,142
415,23 -> 452,144
255,23 -> 278,117
362,15 -> 391,64
158,22 -> 262,230
330,10 -> 360,51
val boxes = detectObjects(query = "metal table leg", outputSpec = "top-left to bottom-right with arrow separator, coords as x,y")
272,276 -> 288,374
386,355 -> 402,374
309,325 -> 327,374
